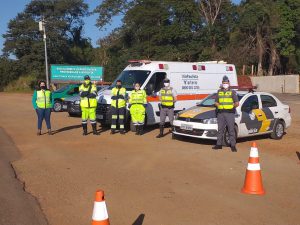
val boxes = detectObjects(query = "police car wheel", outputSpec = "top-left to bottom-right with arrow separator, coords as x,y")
53,101 -> 62,112
271,120 -> 285,140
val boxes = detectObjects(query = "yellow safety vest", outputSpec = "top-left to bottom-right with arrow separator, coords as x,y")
129,90 -> 147,104
111,87 -> 126,108
217,90 -> 234,110
79,84 -> 97,108
160,88 -> 174,107
36,90 -> 52,108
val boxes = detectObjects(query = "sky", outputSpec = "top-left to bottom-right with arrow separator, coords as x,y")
0,0 -> 241,55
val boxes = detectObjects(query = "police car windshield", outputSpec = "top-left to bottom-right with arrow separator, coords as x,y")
109,70 -> 151,91
199,93 -> 244,107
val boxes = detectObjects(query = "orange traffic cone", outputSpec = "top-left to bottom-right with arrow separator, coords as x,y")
91,190 -> 110,225
241,142 -> 265,195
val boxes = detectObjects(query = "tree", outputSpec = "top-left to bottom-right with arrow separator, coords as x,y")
2,0 -> 92,81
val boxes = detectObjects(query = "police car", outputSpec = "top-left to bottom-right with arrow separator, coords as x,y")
172,91 -> 291,145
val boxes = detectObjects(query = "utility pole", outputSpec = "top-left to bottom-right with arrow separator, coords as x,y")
39,18 -> 49,89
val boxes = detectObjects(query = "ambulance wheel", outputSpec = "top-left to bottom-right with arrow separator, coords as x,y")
270,120 -> 285,140
223,126 -> 238,147
130,120 -> 136,132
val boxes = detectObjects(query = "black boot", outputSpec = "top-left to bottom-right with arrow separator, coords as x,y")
139,125 -> 143,135
135,125 -> 139,135
231,146 -> 237,152
212,145 -> 222,150
92,123 -> 99,135
110,129 -> 115,135
120,129 -> 125,135
156,125 -> 164,138
82,123 -> 88,136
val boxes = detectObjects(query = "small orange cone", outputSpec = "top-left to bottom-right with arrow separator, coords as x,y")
91,190 -> 110,225
241,142 -> 265,195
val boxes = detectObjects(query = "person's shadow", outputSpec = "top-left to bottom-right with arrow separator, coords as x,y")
52,125 -> 82,135
132,214 -> 145,225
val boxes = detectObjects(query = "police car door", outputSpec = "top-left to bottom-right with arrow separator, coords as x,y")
240,94 -> 261,135
258,94 -> 277,132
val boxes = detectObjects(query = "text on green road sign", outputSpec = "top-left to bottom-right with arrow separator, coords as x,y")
51,65 -> 103,82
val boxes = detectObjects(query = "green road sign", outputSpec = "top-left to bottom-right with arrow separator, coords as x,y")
51,65 -> 103,83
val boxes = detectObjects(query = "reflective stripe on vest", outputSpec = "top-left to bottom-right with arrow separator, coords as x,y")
79,84 -> 97,108
111,87 -> 126,108
160,88 -> 174,107
130,90 -> 146,104
36,90 -> 51,108
217,90 -> 234,110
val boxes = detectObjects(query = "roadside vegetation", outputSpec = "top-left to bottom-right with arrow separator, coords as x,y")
0,0 -> 299,91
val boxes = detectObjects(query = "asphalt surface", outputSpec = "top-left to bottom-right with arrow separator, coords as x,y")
0,92 -> 299,225
0,128 -> 48,225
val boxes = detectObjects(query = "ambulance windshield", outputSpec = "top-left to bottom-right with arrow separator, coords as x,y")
110,70 -> 151,90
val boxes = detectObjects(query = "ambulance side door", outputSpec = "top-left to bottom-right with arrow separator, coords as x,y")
144,72 -> 167,124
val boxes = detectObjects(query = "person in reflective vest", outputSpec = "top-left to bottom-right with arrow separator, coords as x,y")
31,80 -> 53,135
156,78 -> 177,138
79,75 -> 98,136
110,80 -> 127,134
129,83 -> 147,135
213,76 -> 239,152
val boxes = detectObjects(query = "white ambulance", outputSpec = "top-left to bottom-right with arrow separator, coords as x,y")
96,60 -> 238,130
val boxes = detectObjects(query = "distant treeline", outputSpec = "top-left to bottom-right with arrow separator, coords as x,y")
1,0 -> 299,90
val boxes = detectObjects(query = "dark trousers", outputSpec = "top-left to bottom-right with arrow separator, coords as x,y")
216,112 -> 236,146
111,107 -> 125,130
160,107 -> 174,126
36,108 -> 51,130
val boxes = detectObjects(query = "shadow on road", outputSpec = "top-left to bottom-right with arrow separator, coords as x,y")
52,124 -> 82,134
132,214 -> 145,225
296,151 -> 300,163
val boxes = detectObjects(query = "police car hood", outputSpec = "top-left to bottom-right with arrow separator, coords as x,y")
178,106 -> 217,120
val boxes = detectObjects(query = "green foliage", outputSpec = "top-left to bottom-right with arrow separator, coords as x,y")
1,0 -> 300,92
93,0 -> 300,79
4,74 -> 37,92
1,0 -> 94,91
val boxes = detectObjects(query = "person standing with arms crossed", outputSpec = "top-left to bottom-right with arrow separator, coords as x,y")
32,80 -> 53,135
110,80 -> 127,134
213,76 -> 239,152
156,78 -> 177,138
79,75 -> 98,136
129,83 -> 147,135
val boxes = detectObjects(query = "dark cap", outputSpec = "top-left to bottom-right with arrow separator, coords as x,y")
84,75 -> 90,80
222,75 -> 229,82
116,80 -> 122,83
163,78 -> 170,83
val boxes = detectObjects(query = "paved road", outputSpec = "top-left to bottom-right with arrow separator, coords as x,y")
0,93 -> 299,225
0,128 -> 48,225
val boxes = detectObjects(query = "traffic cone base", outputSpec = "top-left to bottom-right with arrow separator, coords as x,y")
241,142 -> 265,195
92,190 -> 110,225
241,170 -> 265,195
